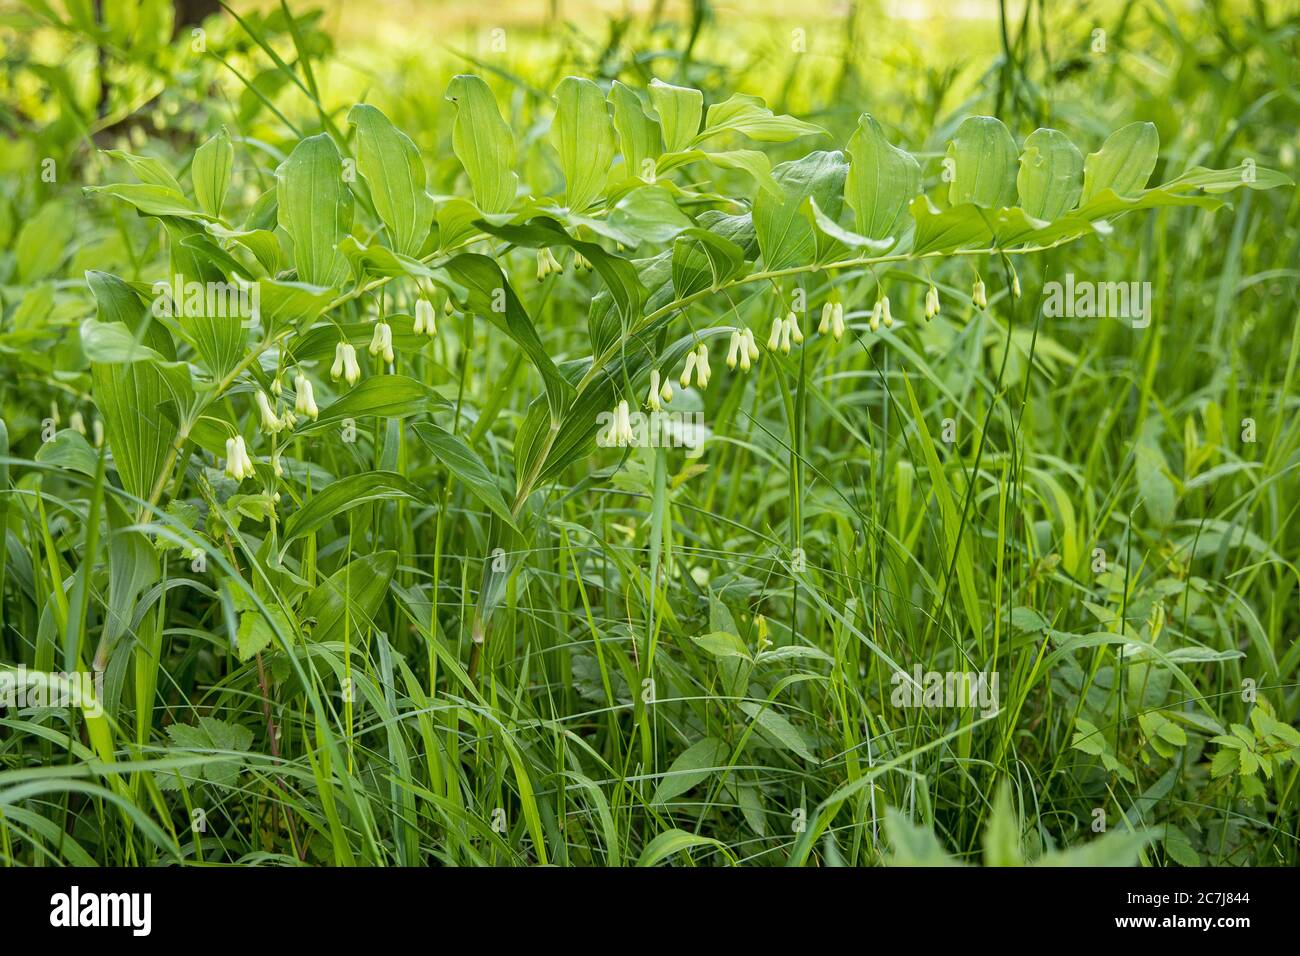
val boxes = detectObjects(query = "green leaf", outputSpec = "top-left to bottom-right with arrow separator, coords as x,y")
635,828 -> 726,867
691,630 -> 752,661
694,92 -> 825,145
302,550 -> 398,644
16,201 -> 75,282
79,318 -> 168,364
1071,717 -> 1106,756
257,277 -> 335,332
34,429 -> 98,476
1162,162 -> 1294,194
648,79 -> 702,153
85,271 -> 185,504
607,185 -> 693,244
883,808 -> 960,866
1016,127 -> 1083,220
609,80 -> 662,180
295,374 -> 445,436
753,150 -> 848,270
947,115 -> 1018,209
101,148 -> 183,192
739,701 -> 815,762
1081,121 -> 1159,205
844,113 -> 921,241
206,222 -> 281,274
551,76 -> 617,213
446,74 -> 518,215
275,133 -> 354,287
236,605 -> 292,661
658,148 -> 782,199
443,251 -> 572,419
412,422 -> 517,530
192,126 -> 233,218
161,716 -> 252,789
1038,828 -> 1157,866
84,183 -> 204,219
282,472 -> 429,548
652,737 -> 729,805
671,227 -> 746,298
347,104 -> 435,257
476,216 -> 646,324
983,782 -> 1024,866
1135,442 -> 1176,527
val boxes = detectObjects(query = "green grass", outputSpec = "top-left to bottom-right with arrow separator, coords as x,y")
0,0 -> 1296,867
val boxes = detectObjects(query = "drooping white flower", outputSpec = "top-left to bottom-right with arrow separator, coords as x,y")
787,311 -> 804,345
870,299 -> 883,332
414,298 -> 437,336
779,315 -> 793,353
1011,272 -> 1021,299
70,411 -> 86,436
294,372 -> 318,420
224,436 -> 255,482
767,316 -> 783,351
256,390 -> 282,433
881,296 -> 893,329
660,378 -> 673,403
925,285 -> 940,320
369,321 -> 395,364
972,277 -> 987,309
726,330 -> 742,369
695,343 -> 711,388
536,247 -> 563,281
831,303 -> 845,340
616,400 -> 634,446
743,328 -> 759,361
818,302 -> 833,335
332,341 -> 361,385
679,350 -> 697,388
646,369 -> 662,411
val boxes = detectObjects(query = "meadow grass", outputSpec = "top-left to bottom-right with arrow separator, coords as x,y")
0,0 -> 1296,867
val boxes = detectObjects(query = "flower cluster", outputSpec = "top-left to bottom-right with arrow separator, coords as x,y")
817,302 -> 846,340
924,285 -> 941,320
536,247 -> 563,281
869,296 -> 893,332
332,341 -> 361,384
224,435 -> 256,481
767,312 -> 804,353
413,298 -> 438,336
679,342 -> 712,389
369,321 -> 394,364
725,329 -> 759,370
